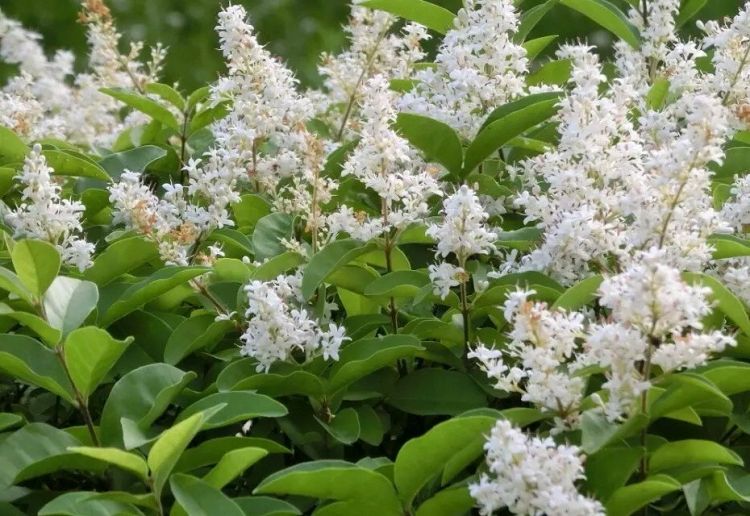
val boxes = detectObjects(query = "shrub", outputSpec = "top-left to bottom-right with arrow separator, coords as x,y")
1,0 -> 750,514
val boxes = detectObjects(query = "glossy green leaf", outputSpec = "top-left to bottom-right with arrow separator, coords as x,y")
0,127 -> 28,163
523,35 -> 558,60
100,266 -> 208,326
650,440 -> 743,472
12,239 -> 60,297
560,0 -> 640,47
677,0 -> 708,27
164,313 -> 234,365
605,474 -> 681,516
43,276 -> 99,336
255,460 -> 402,516
148,410 -> 215,498
99,146 -> 167,180
551,275 -> 603,310
0,267 -> 33,303
218,359 -> 326,397
0,303 -> 61,345
464,93 -> 561,174
302,239 -> 378,300
0,334 -> 74,403
316,408 -> 361,445
360,0 -> 455,34
101,87 -> 180,132
204,447 -> 268,488
327,334 -> 423,393
176,391 -> 287,429
683,272 -> 750,335
67,446 -> 149,482
171,473 -> 245,516
233,496 -> 301,516
43,149 -> 109,180
515,0 -> 559,42
395,113 -> 463,176
387,368 -> 486,416
100,363 -> 196,447
38,492 -> 142,516
64,326 -> 131,398
145,82 -> 185,110
415,485 -> 474,516
252,213 -> 295,261
175,437 -> 289,473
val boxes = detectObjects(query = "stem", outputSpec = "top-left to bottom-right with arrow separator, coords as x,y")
384,235 -> 399,334
55,349 -> 100,446
335,28 -> 389,142
460,280 -> 471,348
191,279 -> 231,316
638,336 -> 655,481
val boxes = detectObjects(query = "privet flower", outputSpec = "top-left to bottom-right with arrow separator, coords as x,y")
240,272 -> 349,372
327,75 -> 441,241
5,145 -> 94,271
315,5 -> 429,138
400,0 -> 528,138
470,290 -> 586,429
209,4 -> 313,193
470,420 -> 603,516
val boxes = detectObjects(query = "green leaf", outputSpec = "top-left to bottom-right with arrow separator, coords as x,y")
99,146 -> 168,180
327,334 -> 423,393
360,0 -> 455,34
387,368 -> 486,416
677,0 -> 708,27
464,93 -> 560,174
515,0 -> 559,42
252,213 -> 295,261
364,270 -> 429,298
415,485 -> 474,516
682,272 -> 750,335
650,372 -> 732,422
255,460 -> 402,516
523,35 -> 558,60
100,266 -> 208,326
101,87 -> 180,132
605,474 -> 681,516
559,0 -> 640,47
100,363 -> 196,447
233,496 -> 301,516
67,446 -> 149,482
251,252 -> 305,281
42,150 -> 109,180
713,147 -> 750,181
395,113 -> 463,176
85,236 -> 159,286
302,239 -> 379,300
527,58 -> 572,86
650,440 -> 743,472
581,411 -> 648,454
148,410 -> 216,498
164,314 -> 234,365
394,415 -> 496,505
0,412 -> 23,432
0,303 -> 61,345
709,234 -> 750,259
39,492 -> 142,516
0,334 -> 75,403
0,267 -> 33,304
585,446 -> 644,501
551,275 -> 603,310
316,408 -> 361,445
175,436 -> 289,473
43,276 -> 99,336
0,423 -> 84,488
189,101 -> 231,134
145,82 -> 185,110
170,474 -> 245,516
204,447 -> 268,488
0,127 -> 28,163
218,360 -> 326,397
233,194 -> 272,230
64,327 -> 131,399
176,391 -> 287,430
12,239 -> 61,297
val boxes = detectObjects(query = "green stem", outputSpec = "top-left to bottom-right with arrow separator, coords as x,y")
55,348 -> 100,447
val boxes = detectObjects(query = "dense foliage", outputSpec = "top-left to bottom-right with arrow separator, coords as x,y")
2,0 -> 750,515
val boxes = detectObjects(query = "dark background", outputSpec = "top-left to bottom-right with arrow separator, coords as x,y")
0,0 -> 743,90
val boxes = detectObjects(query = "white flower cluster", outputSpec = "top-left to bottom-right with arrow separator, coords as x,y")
209,4 -> 313,193
326,75 -> 442,241
470,419 -> 603,516
400,0 -> 528,138
474,249 -> 736,425
108,171 -> 202,265
315,6 -> 429,138
5,145 -> 94,271
240,272 -> 349,372
0,2 -> 164,147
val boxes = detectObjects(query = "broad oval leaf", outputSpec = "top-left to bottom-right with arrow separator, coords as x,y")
360,0 -> 455,34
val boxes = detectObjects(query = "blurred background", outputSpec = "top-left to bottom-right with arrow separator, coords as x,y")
0,0 -> 744,91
